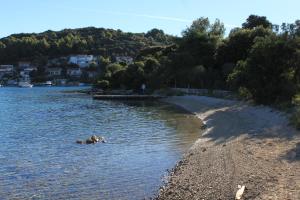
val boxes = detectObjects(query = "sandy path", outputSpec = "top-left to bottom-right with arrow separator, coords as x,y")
156,96 -> 300,200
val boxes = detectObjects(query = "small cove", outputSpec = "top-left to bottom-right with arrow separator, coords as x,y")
0,87 -> 203,200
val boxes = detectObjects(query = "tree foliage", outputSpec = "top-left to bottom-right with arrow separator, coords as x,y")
2,15 -> 300,106
0,27 -> 174,63
242,15 -> 272,29
228,34 -> 299,104
97,15 -> 300,104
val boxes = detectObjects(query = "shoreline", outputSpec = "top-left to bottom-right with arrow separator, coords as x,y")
156,96 -> 300,200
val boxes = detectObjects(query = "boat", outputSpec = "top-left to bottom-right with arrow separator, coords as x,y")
45,81 -> 52,86
33,81 -> 52,87
18,82 -> 33,88
37,81 -> 52,86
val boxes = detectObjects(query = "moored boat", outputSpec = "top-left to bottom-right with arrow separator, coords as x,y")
45,81 -> 52,86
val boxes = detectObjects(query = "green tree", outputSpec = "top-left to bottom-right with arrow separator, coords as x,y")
242,15 -> 272,29
228,34 -> 299,104
95,80 -> 110,90
104,63 -> 125,78
145,29 -> 168,43
182,17 -> 225,38
216,26 -> 273,66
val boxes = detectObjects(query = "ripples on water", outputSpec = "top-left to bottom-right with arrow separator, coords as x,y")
0,87 -> 202,200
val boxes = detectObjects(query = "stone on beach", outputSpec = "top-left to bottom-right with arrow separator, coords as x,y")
235,185 -> 245,200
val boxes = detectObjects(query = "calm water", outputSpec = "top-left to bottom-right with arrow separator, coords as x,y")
0,87 -> 202,200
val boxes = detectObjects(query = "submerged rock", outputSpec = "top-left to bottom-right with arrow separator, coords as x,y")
201,124 -> 207,130
85,138 -> 95,144
76,140 -> 84,144
76,135 -> 106,144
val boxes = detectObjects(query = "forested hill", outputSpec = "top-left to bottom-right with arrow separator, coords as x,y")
0,27 -> 175,63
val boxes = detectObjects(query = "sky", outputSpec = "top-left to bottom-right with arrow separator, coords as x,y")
1,0 -> 300,38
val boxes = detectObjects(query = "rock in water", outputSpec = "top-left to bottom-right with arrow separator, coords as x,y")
85,138 -> 95,144
76,135 -> 106,144
201,124 -> 207,130
91,135 -> 99,142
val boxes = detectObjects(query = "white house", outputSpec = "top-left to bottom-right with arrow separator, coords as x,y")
69,55 -> 94,68
17,61 -> 36,82
19,74 -> 31,82
47,67 -> 63,77
67,67 -> 82,78
19,67 -> 37,82
20,67 -> 37,77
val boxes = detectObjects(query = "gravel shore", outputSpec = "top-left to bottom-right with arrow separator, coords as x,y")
156,96 -> 300,200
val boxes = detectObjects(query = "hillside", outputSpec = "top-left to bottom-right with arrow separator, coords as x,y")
0,27 -> 175,63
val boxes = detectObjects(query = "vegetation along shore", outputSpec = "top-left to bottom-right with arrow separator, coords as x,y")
1,14 -> 300,199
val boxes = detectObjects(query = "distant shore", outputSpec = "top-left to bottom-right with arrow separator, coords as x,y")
156,96 -> 300,200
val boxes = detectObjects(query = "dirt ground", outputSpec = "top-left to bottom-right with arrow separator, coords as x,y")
155,96 -> 300,200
